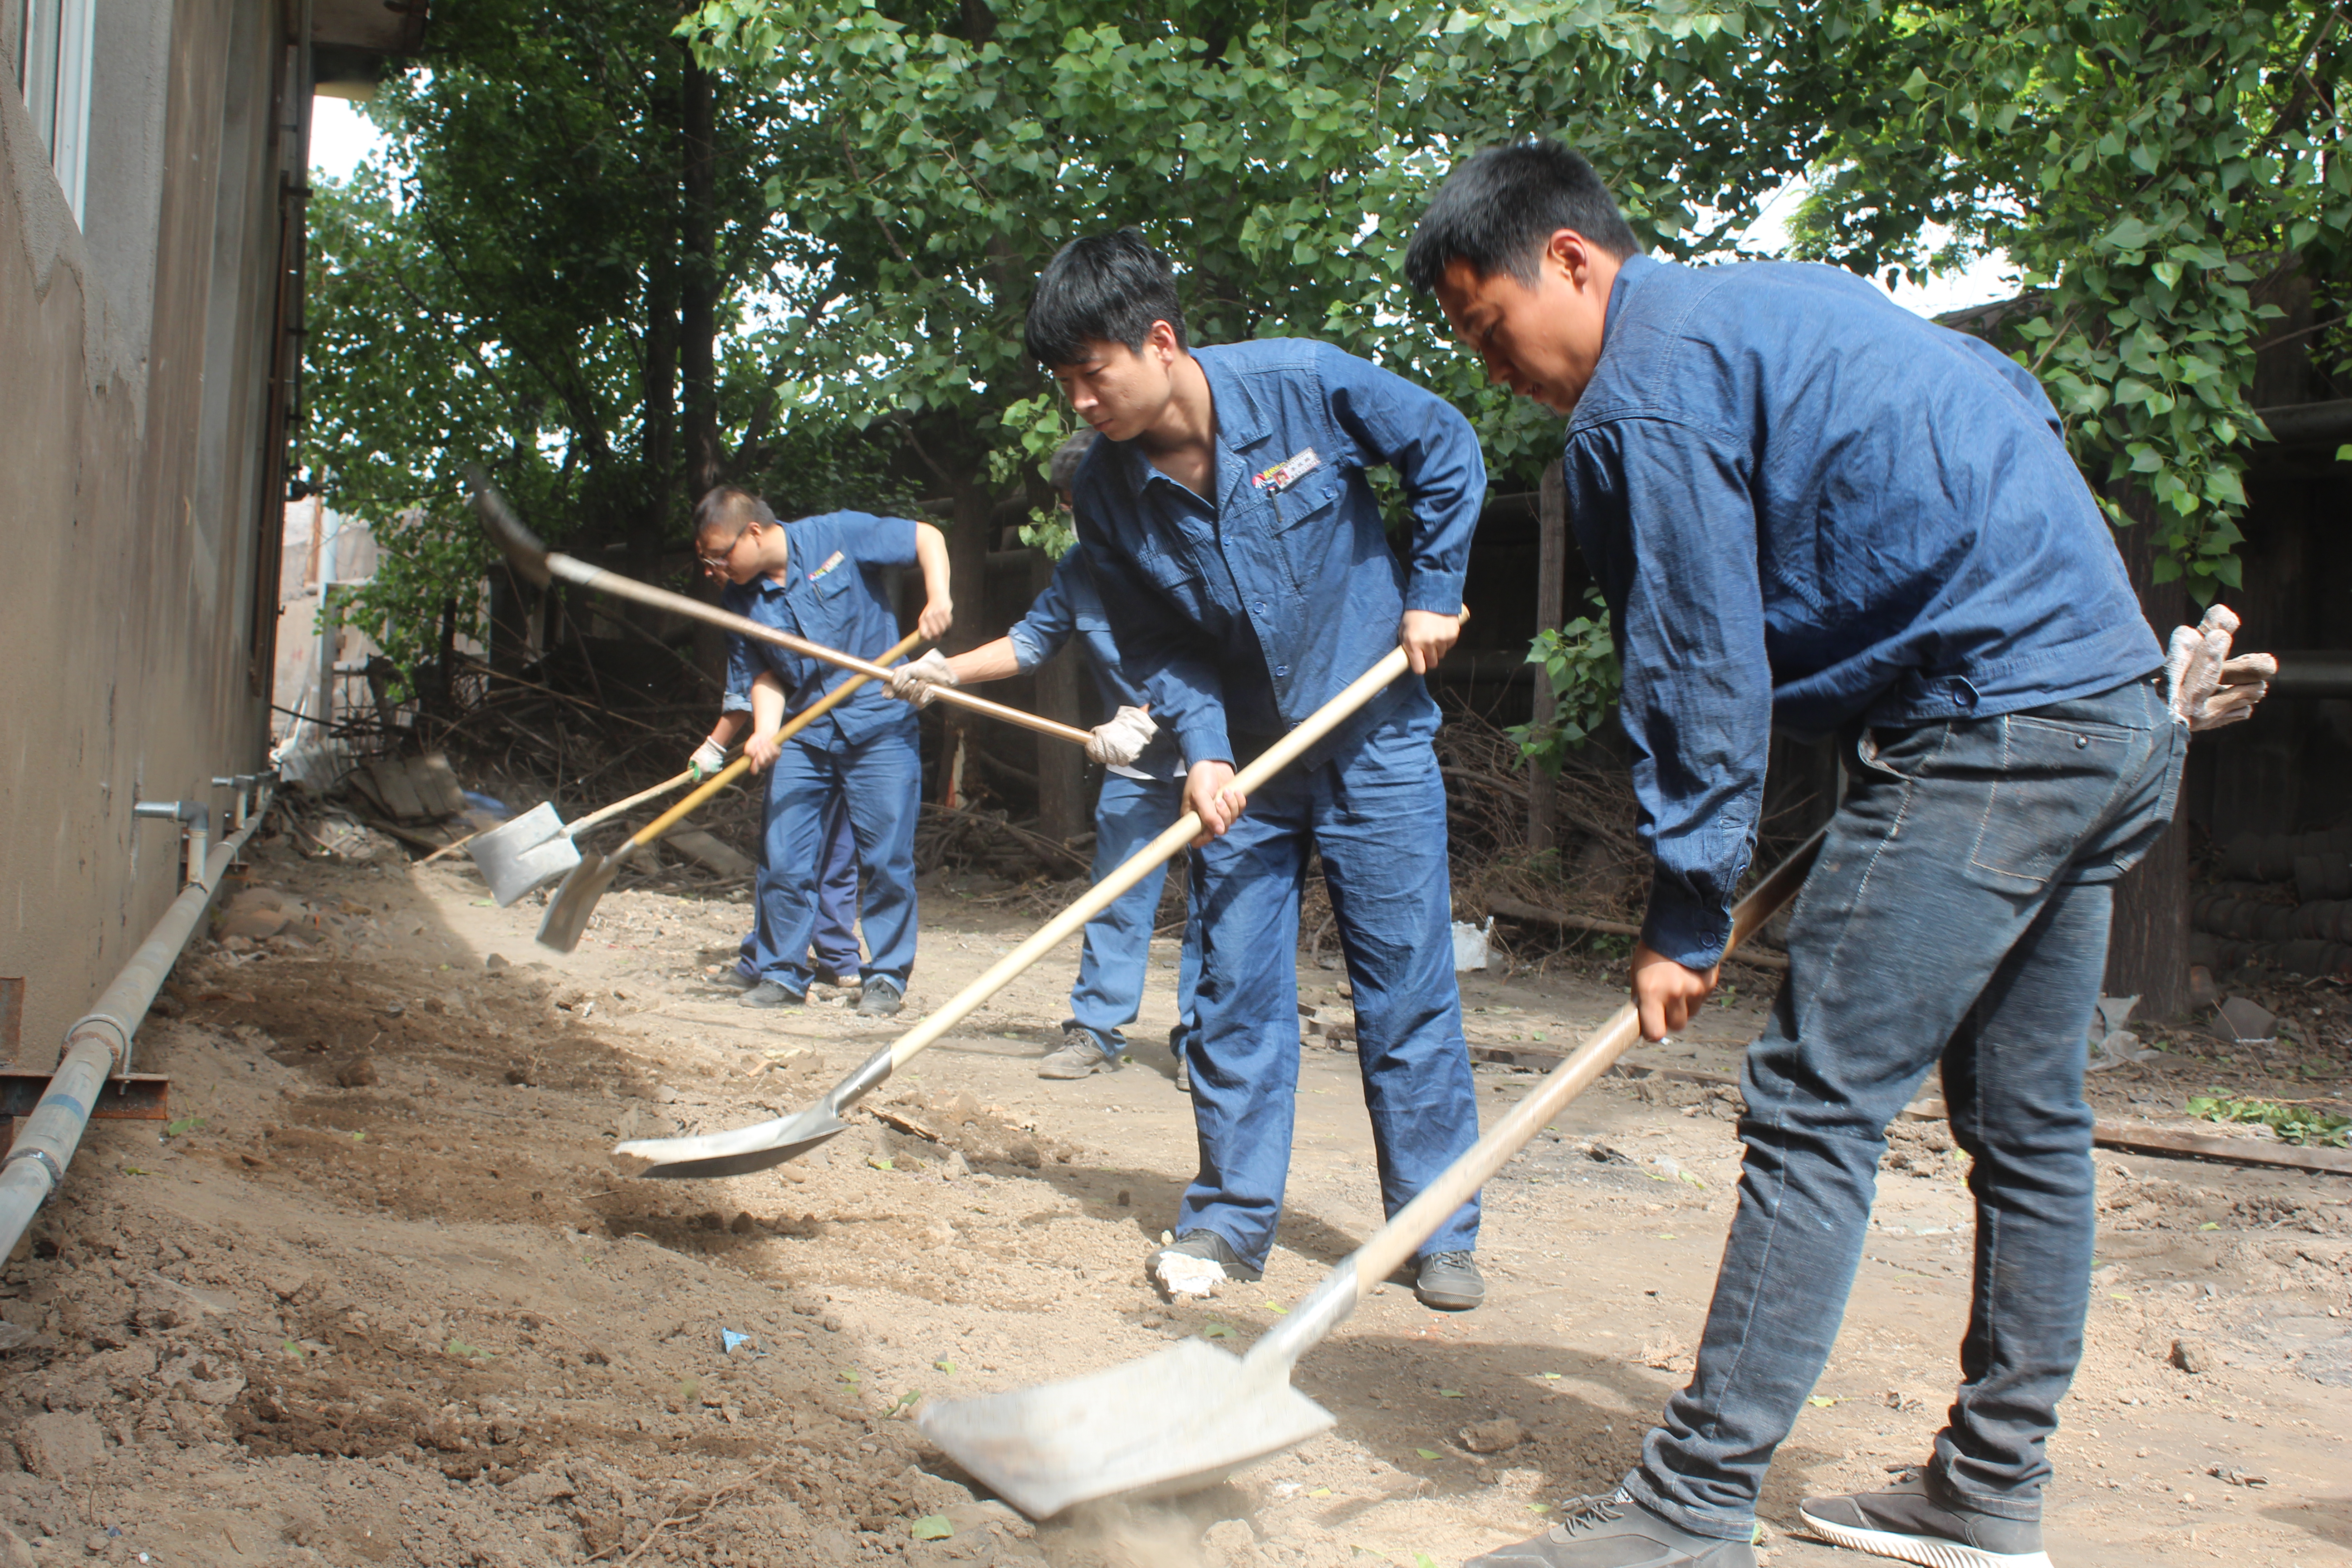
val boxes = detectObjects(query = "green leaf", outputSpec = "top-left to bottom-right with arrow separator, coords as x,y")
910,1515 -> 954,1540
1438,1388 -> 1465,1398
933,1359 -> 958,1373
1204,1322 -> 1236,1340
1806,1395 -> 1839,1408
163,1116 -> 206,1138
1414,1447 -> 1442,1460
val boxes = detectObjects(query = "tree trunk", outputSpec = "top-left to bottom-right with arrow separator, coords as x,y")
2102,491 -> 2189,1018
1031,549 -> 1088,843
681,41 -> 721,499
1528,459 -> 1568,853
939,468 -> 995,807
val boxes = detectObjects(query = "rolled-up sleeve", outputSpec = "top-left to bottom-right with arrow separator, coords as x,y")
1569,417 -> 1769,970
1319,342 -> 1485,616
721,598 -> 761,715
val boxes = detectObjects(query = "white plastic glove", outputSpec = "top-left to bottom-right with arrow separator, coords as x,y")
688,738 -> 727,781
1086,705 -> 1158,767
887,648 -> 958,707
2163,604 -> 2277,732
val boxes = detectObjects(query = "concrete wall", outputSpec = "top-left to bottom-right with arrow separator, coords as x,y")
0,0 -> 294,1066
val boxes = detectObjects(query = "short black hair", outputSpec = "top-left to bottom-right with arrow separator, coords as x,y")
1403,140 -> 1640,294
1048,429 -> 1098,496
1024,230 -> 1189,366
692,485 -> 774,542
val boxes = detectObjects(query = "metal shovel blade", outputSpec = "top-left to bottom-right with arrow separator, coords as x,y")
610,1104 -> 853,1179
916,1338 -> 1335,1519
467,802 -> 583,906
536,848 -> 619,953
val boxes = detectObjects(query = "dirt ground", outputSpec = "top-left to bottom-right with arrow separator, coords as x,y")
2,821 -> 2347,1567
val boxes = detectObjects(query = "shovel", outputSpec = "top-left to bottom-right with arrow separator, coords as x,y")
915,828 -> 1824,1519
535,630 -> 926,953
608,617 -> 1465,1180
469,771 -> 717,906
469,468 -> 1096,753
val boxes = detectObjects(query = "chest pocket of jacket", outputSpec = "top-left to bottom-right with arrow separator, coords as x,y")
1266,469 -> 1348,594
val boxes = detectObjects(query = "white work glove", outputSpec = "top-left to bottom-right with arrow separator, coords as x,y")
2164,604 -> 2277,732
887,648 -> 958,708
688,738 -> 728,781
1086,706 -> 1158,767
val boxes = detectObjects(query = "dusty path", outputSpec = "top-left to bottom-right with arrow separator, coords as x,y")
1,830 -> 2346,1566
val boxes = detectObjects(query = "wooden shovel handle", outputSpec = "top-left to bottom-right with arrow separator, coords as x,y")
624,630 -> 927,851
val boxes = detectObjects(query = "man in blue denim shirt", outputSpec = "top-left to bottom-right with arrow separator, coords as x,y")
892,432 -> 1204,1084
1408,142 -> 2189,1568
1027,230 -> 1489,1313
696,488 -> 954,1018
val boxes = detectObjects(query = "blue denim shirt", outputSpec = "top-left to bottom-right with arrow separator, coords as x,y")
721,511 -> 921,751
1004,545 -> 1184,778
1072,338 -> 1486,771
1566,255 -> 2163,968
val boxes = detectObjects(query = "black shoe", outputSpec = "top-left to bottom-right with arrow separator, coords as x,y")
1799,1471 -> 2051,1567
738,980 -> 804,1009
1416,1250 -> 1485,1311
1466,1494 -> 1754,1567
706,969 -> 756,992
1147,1228 -> 1262,1284
856,976 -> 903,1017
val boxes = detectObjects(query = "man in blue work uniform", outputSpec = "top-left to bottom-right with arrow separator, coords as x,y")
694,487 -> 955,1017
1025,230 -> 1489,1313
890,430 -> 1204,1084
1406,141 -> 2263,1568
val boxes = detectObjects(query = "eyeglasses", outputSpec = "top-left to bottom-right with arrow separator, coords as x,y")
698,527 -> 752,575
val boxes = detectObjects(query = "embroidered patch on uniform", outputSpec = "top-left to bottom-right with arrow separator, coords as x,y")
1253,448 -> 1322,493
806,549 -> 847,582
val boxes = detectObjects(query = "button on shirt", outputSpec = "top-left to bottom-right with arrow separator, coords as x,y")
1004,545 -> 1183,780
720,512 -> 922,750
1564,255 -> 2163,968
1072,338 -> 1486,771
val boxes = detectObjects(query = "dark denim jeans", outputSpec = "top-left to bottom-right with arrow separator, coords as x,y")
1626,674 -> 2183,1540
1063,771 -> 1202,1064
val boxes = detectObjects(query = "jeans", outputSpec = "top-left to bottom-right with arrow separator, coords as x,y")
1627,675 -> 2184,1540
736,791 -> 862,981
751,732 -> 921,993
1180,714 -> 1481,1271
1063,771 -> 1202,1064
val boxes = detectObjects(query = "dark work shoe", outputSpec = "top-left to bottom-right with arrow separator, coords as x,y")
737,980 -> 803,1009
1799,1472 -> 2050,1567
707,968 -> 756,992
1466,1493 -> 1754,1567
856,976 -> 903,1017
1416,1250 -> 1486,1311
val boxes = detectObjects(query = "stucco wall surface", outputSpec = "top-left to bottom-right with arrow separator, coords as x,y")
0,0 -> 284,1068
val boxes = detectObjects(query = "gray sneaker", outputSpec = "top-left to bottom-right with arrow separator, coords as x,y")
1466,1493 -> 1754,1567
1415,1250 -> 1485,1311
1799,1471 -> 2051,1567
738,980 -> 803,1009
1174,1048 -> 1191,1094
707,968 -> 756,992
1039,1033 -> 1119,1079
855,976 -> 903,1017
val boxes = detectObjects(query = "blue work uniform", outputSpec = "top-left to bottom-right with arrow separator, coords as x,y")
1072,337 -> 1487,1272
723,512 -> 925,995
732,793 -> 862,982
1557,255 -> 2176,1543
1004,545 -> 1200,1065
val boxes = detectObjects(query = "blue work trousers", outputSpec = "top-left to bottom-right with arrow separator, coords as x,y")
1064,772 -> 1201,1064
1627,675 -> 2184,1541
737,792 -> 861,981
1180,721 -> 1480,1271
752,731 -> 921,994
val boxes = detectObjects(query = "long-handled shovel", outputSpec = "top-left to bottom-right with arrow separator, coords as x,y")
468,469 -> 1096,754
468,771 -> 717,907
916,828 -> 1824,1519
608,618 -> 1466,1180
536,631 -> 926,953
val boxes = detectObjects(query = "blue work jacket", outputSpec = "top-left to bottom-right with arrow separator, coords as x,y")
1004,545 -> 1184,779
1565,255 -> 2163,968
721,511 -> 921,751
1072,338 -> 1486,772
